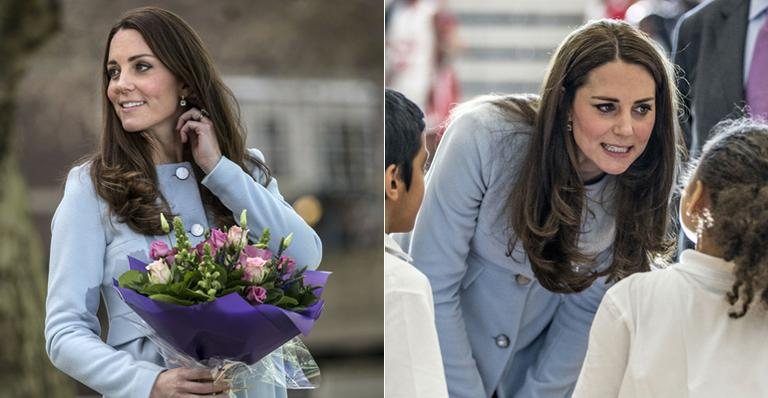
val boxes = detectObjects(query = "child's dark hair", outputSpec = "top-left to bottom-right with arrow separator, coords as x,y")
385,89 -> 425,190
689,118 -> 768,318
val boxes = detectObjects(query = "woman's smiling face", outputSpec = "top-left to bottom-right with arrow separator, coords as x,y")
570,60 -> 657,181
106,28 -> 184,133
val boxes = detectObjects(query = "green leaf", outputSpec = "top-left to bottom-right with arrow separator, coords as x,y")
285,281 -> 300,298
118,270 -> 147,289
274,295 -> 299,308
221,285 -> 245,296
178,288 -> 211,301
148,294 -> 194,306
266,288 -> 283,302
299,292 -> 319,307
228,268 -> 245,282
138,283 -> 171,296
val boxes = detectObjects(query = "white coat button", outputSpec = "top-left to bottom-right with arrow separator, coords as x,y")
175,166 -> 190,180
494,334 -> 510,348
515,274 -> 531,285
191,223 -> 204,237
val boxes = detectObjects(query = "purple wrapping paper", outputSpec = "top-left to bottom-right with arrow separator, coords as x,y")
113,256 -> 330,364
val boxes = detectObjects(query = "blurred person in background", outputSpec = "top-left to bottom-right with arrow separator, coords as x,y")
44,7 -> 322,398
671,0 -> 766,253
386,0 -> 438,112
585,0 -> 638,21
384,88 -> 447,398
386,0 -> 460,165
673,0 -> 768,156
624,0 -> 700,55
403,19 -> 682,398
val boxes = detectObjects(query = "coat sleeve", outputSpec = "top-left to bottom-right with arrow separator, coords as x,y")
44,165 -> 164,398
408,110 -> 492,398
571,289 -> 631,398
201,149 -> 322,269
513,275 -> 611,398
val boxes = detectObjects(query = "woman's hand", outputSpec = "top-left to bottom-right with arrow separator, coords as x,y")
150,367 -> 230,398
176,107 -> 222,174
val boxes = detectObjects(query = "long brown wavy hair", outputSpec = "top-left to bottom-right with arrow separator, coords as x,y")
509,19 -> 684,293
87,7 -> 269,235
686,119 -> 768,318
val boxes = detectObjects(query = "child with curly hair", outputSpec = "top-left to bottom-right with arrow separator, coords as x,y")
573,118 -> 768,397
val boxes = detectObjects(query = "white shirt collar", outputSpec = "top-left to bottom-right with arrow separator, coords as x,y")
384,233 -> 413,263
749,0 -> 768,21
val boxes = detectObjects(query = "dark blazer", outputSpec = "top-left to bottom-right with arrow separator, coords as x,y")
673,0 -> 750,155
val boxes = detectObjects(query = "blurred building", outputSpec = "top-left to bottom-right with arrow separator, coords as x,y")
227,77 -> 380,248
446,0 -> 587,100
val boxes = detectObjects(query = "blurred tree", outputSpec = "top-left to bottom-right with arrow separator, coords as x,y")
0,0 -> 75,396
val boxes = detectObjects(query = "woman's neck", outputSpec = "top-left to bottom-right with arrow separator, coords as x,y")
146,123 -> 183,164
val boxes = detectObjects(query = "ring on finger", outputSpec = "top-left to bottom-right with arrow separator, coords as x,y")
200,109 -> 210,119
193,112 -> 202,121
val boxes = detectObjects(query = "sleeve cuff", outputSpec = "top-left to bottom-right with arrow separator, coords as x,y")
201,155 -> 236,190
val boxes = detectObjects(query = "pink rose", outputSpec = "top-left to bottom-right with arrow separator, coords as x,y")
246,286 -> 267,304
241,245 -> 272,261
145,260 -> 171,284
227,226 -> 248,248
196,241 -> 217,257
210,228 -> 228,249
278,256 -> 296,274
242,256 -> 268,283
149,240 -> 172,260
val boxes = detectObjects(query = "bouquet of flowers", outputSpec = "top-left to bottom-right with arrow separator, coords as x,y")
113,210 -> 329,391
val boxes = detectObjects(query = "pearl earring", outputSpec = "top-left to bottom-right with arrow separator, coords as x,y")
695,208 -> 715,237
179,96 -> 187,107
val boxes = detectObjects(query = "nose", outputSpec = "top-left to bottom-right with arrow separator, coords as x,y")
112,73 -> 135,94
614,110 -> 633,137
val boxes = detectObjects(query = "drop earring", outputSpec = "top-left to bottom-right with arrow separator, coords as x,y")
567,120 -> 573,132
695,208 -> 715,240
179,96 -> 187,107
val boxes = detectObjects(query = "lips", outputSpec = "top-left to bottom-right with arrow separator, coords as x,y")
601,143 -> 630,153
119,100 -> 146,109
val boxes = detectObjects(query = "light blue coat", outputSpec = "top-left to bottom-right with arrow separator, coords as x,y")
44,149 -> 322,398
405,103 -> 616,398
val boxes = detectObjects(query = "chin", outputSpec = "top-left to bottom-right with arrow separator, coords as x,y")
120,121 -> 145,133
600,161 -> 634,176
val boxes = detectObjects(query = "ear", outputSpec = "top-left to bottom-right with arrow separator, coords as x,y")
683,179 -> 706,216
385,164 -> 401,201
179,82 -> 191,98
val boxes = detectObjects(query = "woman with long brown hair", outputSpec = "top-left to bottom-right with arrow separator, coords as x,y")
404,19 -> 682,397
44,7 -> 321,398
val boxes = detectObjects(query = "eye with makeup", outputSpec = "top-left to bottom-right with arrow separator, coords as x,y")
106,67 -> 120,80
106,62 -> 152,81
594,103 -> 616,113
135,62 -> 152,73
633,103 -> 653,115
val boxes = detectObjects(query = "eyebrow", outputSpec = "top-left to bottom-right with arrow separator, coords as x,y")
106,53 -> 155,66
590,96 -> 655,103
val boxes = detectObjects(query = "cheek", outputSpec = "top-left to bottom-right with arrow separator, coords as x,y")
106,83 -> 118,103
636,118 -> 656,146
409,173 -> 426,210
574,117 -> 611,144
